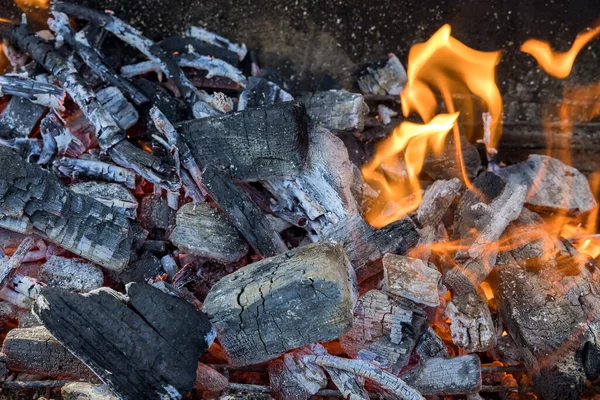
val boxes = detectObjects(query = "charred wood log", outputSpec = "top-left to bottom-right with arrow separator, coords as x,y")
399,355 -> 482,395
422,134 -> 481,181
159,35 -> 240,66
0,75 -> 65,109
69,181 -> 138,219
382,254 -> 441,307
40,113 -> 85,162
203,242 -> 357,366
185,25 -> 247,60
170,203 -> 248,263
39,255 -> 103,292
2,326 -> 96,380
0,96 -> 45,138
61,383 -> 117,400
298,90 -> 368,132
445,292 -> 496,353
55,157 -> 136,188
357,54 -> 406,96
95,87 -> 139,130
416,178 -> 461,228
415,327 -> 449,359
268,347 -> 328,400
0,147 -> 133,271
118,250 -> 163,284
237,76 -> 293,111
176,101 -> 309,181
33,283 -> 214,400
202,165 -> 287,257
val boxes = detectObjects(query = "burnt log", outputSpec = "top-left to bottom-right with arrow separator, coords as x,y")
61,383 -> 117,400
39,255 -> 104,292
177,101 -> 309,181
95,87 -> 139,130
339,289 -> 428,373
203,242 -> 357,366
0,147 -> 133,271
0,75 -> 65,109
69,181 -> 138,219
416,178 -> 461,228
0,96 -> 45,138
382,254 -> 441,307
297,90 -> 368,132
446,292 -> 496,353
170,203 -> 248,263
415,327 -> 449,359
357,54 -> 406,95
55,158 -> 137,188
237,76 -> 293,110
268,348 -> 328,400
399,355 -> 482,395
2,326 -> 96,380
202,165 -> 287,257
33,283 -> 214,400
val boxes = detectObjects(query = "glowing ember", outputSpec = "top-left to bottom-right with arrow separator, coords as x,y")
362,113 -> 458,228
521,22 -> 600,79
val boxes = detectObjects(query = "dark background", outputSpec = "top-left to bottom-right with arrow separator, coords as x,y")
2,0 -> 600,170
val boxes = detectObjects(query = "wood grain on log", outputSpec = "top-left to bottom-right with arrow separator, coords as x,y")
33,284 -> 214,400
446,292 -> 496,353
416,178 -> 461,228
0,147 -> 133,271
203,242 -> 357,366
177,102 -> 309,181
382,254 -> 441,307
298,90 -> 368,132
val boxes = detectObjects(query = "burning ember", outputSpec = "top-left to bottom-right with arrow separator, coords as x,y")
0,2 -> 598,400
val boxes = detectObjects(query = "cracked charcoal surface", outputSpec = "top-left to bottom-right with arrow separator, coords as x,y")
203,242 -> 357,366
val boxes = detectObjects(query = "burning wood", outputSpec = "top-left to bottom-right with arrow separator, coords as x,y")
0,75 -> 65,109
298,90 -> 369,132
383,254 -> 442,307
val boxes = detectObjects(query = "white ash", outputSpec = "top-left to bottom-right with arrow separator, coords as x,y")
39,256 -> 104,292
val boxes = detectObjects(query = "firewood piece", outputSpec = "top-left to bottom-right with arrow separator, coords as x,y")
170,203 -> 248,263
40,113 -> 85,160
494,335 -> 523,366
118,250 -> 163,284
70,182 -> 138,219
186,25 -> 248,60
52,2 -> 200,110
583,341 -> 600,381
0,75 -> 65,109
55,157 -> 136,188
416,178 -> 461,228
33,283 -> 214,400
177,101 -> 308,181
495,256 -> 600,400
39,255 -> 103,292
195,362 -> 229,392
62,383 -> 117,400
446,292 -> 496,353
2,326 -> 96,380
138,194 -> 175,238
48,11 -> 148,105
415,327 -> 449,359
444,172 -> 527,294
160,36 -> 240,66
357,54 -> 407,95
237,76 -> 293,111
12,274 -> 45,301
0,147 -> 133,271
302,354 -> 425,400
383,254 -> 441,307
298,90 -> 368,132
96,87 -> 139,130
399,355 -> 482,395
9,24 -> 179,190
264,127 -> 419,271
340,289 -> 428,373
133,78 -> 189,123
203,242 -> 357,366
0,237 -> 34,289
268,348 -> 328,400
422,135 -> 481,181
0,96 -> 45,138
202,165 -> 286,257
495,154 -> 597,213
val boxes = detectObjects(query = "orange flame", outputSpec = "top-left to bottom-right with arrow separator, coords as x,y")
521,21 -> 600,79
13,0 -> 50,24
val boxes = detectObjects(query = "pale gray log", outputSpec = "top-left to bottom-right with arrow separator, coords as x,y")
186,25 -> 248,60
340,289 -> 427,373
357,54 -> 407,95
399,355 -> 481,395
203,242 -> 357,366
169,203 -> 248,263
55,158 -> 136,189
33,284 -> 214,400
416,178 -> 461,228
96,87 -> 139,130
495,154 -> 597,213
0,147 -> 133,271
70,182 -> 138,219
264,127 -> 418,271
446,292 -> 496,353
2,326 -> 96,380
0,75 -> 65,109
415,327 -> 449,359
382,254 -> 441,307
62,383 -> 117,400
298,90 -> 368,132
39,255 -> 104,292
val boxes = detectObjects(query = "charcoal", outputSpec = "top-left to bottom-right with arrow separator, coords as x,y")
55,157 -> 137,188
2,326 -> 96,380
377,104 -> 397,124
203,242 -> 357,366
422,135 -> 481,181
202,165 -> 287,257
0,96 -> 45,138
195,362 -> 229,392
416,178 -> 461,228
33,283 -> 214,400
39,255 -> 103,292
268,347 -> 327,400
0,75 -> 65,109
138,194 -> 175,238
40,113 -> 85,160
96,86 -> 139,130
0,237 -> 34,290
494,334 -> 523,366
237,76 -> 293,111
583,341 -> 600,381
186,25 -> 247,60
177,102 -> 309,181
357,54 -> 407,95
62,383 -> 117,400
133,78 -> 189,123
446,292 -> 496,353
119,250 -> 163,284
415,327 -> 449,359
160,36 -> 240,66
340,289 -> 428,373
170,203 -> 248,263
70,181 -> 138,218
495,154 -> 597,213
382,254 -> 441,307
0,148 -> 134,271
399,355 -> 482,395
298,90 -> 368,132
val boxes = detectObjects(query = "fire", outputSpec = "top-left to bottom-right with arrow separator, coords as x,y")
362,25 -> 503,227
13,0 -> 50,24
362,113 -> 458,228
521,21 -> 600,79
